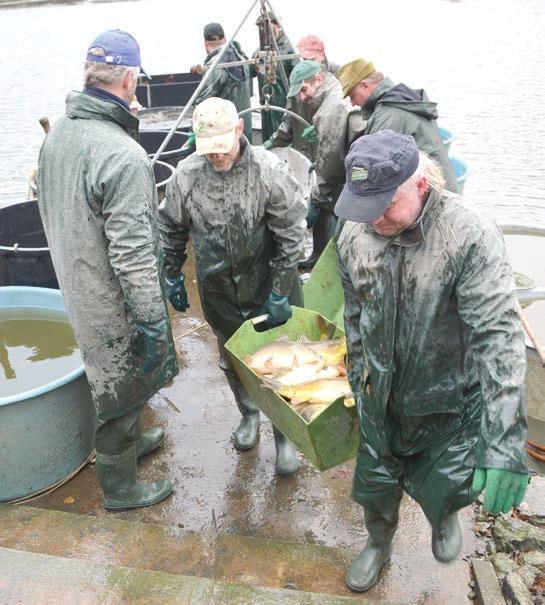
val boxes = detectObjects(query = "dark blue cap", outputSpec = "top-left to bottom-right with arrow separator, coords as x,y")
86,29 -> 150,80
334,130 -> 419,223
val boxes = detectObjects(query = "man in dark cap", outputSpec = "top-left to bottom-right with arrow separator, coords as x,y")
192,22 -> 252,141
335,130 -> 528,592
337,58 -> 457,192
37,29 -> 178,511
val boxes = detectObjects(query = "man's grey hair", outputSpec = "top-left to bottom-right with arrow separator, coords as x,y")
84,47 -> 139,88
364,71 -> 384,86
398,151 -> 446,195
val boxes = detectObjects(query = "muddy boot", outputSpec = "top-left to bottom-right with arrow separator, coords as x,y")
298,209 -> 336,269
346,506 -> 399,592
273,426 -> 300,475
431,512 -> 462,563
95,445 -> 173,511
135,416 -> 165,460
233,411 -> 260,450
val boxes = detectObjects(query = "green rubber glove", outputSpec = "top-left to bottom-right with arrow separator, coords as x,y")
259,293 -> 292,328
472,468 -> 529,514
262,139 -> 273,150
301,125 -> 317,144
136,318 -> 170,373
185,131 -> 196,149
165,274 -> 189,312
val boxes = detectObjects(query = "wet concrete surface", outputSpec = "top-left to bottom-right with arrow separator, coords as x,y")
15,245 -> 480,604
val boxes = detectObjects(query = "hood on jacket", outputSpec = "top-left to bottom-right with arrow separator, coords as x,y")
377,82 -> 439,120
206,44 -> 248,81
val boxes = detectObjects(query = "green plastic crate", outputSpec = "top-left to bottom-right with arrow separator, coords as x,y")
225,307 -> 359,470
303,238 -> 345,325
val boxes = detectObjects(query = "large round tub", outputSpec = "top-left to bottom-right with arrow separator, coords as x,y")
0,286 -> 95,501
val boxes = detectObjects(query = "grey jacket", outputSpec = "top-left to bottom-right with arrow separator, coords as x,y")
159,139 -> 306,337
37,91 -> 178,421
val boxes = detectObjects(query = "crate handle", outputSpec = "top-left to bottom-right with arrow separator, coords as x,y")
251,314 -> 269,326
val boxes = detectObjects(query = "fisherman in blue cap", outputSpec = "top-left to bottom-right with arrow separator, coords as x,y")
38,30 -> 179,511
335,130 -> 528,592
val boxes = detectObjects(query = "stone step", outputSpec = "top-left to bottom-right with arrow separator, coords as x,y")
0,547 -> 381,604
0,504 -> 467,603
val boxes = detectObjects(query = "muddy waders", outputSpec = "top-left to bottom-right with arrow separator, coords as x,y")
95,409 -> 172,511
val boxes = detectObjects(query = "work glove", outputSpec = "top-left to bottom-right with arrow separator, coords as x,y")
259,293 -> 292,328
306,201 -> 320,228
301,125 -> 317,144
185,131 -> 196,149
165,274 -> 189,312
262,139 -> 273,150
137,318 -> 170,373
472,468 -> 529,515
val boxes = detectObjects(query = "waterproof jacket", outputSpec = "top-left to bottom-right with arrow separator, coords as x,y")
311,73 -> 362,213
194,43 -> 252,141
37,91 -> 178,422
252,32 -> 296,141
159,139 -> 306,337
363,78 -> 458,193
337,188 -> 528,474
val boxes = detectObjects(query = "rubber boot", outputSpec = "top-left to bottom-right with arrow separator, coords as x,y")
95,445 -> 173,511
431,511 -> 462,563
223,361 -> 260,451
273,426 -> 300,475
234,411 -> 260,450
298,209 -> 336,269
135,416 -> 165,460
346,506 -> 399,592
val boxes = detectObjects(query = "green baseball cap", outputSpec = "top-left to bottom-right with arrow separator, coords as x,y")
287,60 -> 321,97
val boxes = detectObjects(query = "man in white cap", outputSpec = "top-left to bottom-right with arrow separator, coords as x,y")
159,97 -> 306,474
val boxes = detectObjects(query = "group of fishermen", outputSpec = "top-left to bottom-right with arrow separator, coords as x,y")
37,25 -> 529,594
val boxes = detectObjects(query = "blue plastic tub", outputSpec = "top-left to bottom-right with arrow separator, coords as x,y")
0,287 -> 95,501
449,156 -> 470,194
439,126 -> 455,152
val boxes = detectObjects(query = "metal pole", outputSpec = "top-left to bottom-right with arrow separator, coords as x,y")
500,224 -> 545,238
238,105 -> 310,128
267,19 -> 290,91
265,0 -> 300,60
151,0 -> 260,164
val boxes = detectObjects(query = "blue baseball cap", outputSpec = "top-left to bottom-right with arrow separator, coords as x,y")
334,130 -> 420,223
86,29 -> 151,80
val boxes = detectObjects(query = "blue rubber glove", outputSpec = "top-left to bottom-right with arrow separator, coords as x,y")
185,131 -> 196,149
165,274 -> 189,312
301,125 -> 317,144
137,318 -> 170,373
472,468 -> 529,515
262,139 -> 273,150
260,293 -> 292,328
306,201 -> 320,228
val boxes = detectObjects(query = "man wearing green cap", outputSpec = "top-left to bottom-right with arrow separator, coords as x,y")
284,60 -> 362,268
337,58 -> 457,192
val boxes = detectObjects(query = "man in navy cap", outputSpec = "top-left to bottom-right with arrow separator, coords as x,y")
335,130 -> 528,591
191,22 -> 253,141
38,30 -> 178,511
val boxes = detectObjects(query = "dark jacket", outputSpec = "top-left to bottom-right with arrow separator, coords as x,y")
363,78 -> 458,192
194,43 -> 253,141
